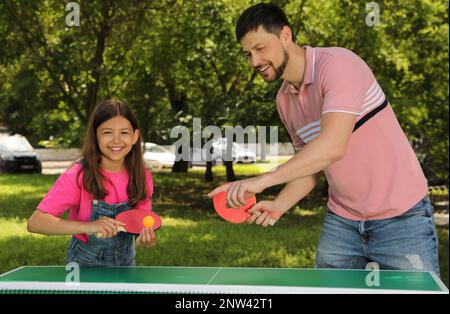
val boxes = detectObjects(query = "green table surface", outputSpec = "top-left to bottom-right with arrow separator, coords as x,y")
0,266 -> 448,294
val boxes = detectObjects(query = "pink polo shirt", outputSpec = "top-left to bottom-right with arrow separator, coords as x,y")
277,46 -> 428,221
37,163 -> 154,243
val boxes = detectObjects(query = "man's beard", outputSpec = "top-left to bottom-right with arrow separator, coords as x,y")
263,49 -> 289,83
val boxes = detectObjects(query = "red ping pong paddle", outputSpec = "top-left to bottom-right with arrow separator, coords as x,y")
213,191 -> 256,224
213,191 -> 277,225
95,209 -> 161,238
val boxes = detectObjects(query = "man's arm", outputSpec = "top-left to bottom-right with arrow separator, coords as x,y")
274,172 -> 321,215
247,172 -> 321,227
261,112 -> 356,188
208,112 -> 356,208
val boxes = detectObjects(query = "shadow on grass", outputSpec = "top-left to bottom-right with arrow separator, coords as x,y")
0,218 -> 447,289
0,172 -> 448,288
0,220 -> 320,274
0,171 -> 324,220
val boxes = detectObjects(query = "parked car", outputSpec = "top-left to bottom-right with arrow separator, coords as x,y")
143,143 -> 176,170
190,138 -> 256,166
0,134 -> 42,173
234,144 -> 257,163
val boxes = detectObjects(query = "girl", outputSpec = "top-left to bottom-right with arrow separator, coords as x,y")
27,99 -> 157,266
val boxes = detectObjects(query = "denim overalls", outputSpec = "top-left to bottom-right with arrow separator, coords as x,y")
66,199 -> 136,266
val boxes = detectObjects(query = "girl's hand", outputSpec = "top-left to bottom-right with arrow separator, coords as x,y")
247,201 -> 282,227
136,227 -> 157,248
86,216 -> 126,238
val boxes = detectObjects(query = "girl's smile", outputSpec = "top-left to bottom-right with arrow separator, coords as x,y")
108,146 -> 126,153
96,115 -> 139,171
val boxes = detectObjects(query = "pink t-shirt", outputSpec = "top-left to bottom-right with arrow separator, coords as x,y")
37,163 -> 154,243
277,46 -> 428,221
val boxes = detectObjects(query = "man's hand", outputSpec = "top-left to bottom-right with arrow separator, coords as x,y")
207,176 -> 268,208
247,201 -> 282,227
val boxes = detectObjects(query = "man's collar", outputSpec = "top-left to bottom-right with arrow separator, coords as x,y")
284,46 -> 315,94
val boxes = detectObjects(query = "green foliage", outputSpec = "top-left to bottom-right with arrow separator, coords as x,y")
0,0 -> 448,180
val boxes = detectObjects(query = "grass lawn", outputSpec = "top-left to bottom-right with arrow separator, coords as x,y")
0,162 -> 448,288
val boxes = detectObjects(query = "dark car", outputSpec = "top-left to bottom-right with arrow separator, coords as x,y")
0,134 -> 42,173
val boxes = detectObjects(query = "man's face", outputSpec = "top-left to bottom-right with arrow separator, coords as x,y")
240,26 -> 289,83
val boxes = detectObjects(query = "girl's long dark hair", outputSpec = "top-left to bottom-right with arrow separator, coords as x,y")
78,99 -> 147,207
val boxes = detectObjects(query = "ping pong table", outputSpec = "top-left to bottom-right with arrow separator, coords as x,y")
0,266 -> 448,294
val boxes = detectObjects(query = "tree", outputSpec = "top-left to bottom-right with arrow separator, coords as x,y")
0,0 -> 168,144
0,0 -> 447,183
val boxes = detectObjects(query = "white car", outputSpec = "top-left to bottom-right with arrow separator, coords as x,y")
143,143 -> 176,170
212,138 -> 256,164
190,138 -> 256,166
0,134 -> 42,173
233,145 -> 257,164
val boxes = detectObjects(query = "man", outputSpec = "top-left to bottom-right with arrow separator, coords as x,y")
207,3 -> 440,275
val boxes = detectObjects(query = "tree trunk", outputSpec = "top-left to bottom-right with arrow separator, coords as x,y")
171,145 -> 189,173
84,15 -> 109,119
225,161 -> 236,182
172,160 -> 189,172
205,161 -> 214,181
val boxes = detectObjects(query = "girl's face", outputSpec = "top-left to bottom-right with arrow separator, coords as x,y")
96,115 -> 139,171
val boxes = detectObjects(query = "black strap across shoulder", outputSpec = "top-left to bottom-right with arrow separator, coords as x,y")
352,99 -> 388,132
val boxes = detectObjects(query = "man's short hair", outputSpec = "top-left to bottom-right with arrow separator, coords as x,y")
235,3 -> 291,42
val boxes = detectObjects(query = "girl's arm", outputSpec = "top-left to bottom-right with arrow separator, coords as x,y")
27,210 -> 89,235
27,209 -> 124,238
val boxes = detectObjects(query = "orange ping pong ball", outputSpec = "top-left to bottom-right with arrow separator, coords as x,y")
143,215 -> 155,228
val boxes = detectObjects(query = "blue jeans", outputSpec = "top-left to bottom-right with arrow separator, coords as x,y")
66,200 -> 136,266
315,196 -> 440,276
